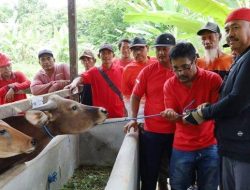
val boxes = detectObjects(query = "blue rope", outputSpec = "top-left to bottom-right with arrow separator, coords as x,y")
42,125 -> 54,139
102,113 -> 162,125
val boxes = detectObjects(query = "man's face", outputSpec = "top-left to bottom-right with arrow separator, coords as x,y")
131,46 -> 148,63
39,54 -> 55,72
171,57 -> 197,84
80,57 -> 95,71
99,49 -> 114,65
200,31 -> 220,50
156,46 -> 171,65
0,65 -> 12,79
120,42 -> 131,59
225,20 -> 250,54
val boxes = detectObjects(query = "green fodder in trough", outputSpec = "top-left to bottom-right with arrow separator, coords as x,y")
61,166 -> 112,190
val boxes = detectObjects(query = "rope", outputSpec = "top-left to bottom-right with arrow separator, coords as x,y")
42,125 -> 54,139
102,113 -> 162,125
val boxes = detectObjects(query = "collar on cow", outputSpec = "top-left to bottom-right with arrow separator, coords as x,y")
42,125 -> 54,139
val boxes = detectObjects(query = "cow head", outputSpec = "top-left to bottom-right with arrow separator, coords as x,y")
0,120 -> 36,158
25,95 -> 108,134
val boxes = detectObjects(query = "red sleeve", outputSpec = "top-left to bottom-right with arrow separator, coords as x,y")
81,67 -> 94,84
132,68 -> 147,98
30,72 -> 53,95
12,72 -> 31,91
209,73 -> 223,104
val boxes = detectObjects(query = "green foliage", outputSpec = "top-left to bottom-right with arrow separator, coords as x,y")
61,166 -> 111,190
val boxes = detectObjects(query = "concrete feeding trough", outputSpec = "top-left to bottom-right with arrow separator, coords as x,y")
0,90 -> 139,190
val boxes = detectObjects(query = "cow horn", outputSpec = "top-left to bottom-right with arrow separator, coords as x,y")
32,100 -> 57,111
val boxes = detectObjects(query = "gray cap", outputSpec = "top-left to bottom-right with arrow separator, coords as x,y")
38,49 -> 53,58
197,22 -> 221,35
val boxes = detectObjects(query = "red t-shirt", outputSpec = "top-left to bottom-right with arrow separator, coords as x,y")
122,57 -> 158,96
133,62 -> 175,134
113,58 -> 133,68
164,68 -> 222,151
0,71 -> 31,105
82,64 -> 124,118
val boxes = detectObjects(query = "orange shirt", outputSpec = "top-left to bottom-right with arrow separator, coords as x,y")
122,57 -> 157,96
82,64 -> 124,118
164,68 -> 222,151
133,62 -> 175,134
197,53 -> 232,79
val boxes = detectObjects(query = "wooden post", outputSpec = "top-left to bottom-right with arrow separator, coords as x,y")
68,0 -> 78,81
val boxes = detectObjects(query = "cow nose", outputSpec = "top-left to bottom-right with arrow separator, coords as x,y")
31,138 -> 37,147
100,108 -> 108,115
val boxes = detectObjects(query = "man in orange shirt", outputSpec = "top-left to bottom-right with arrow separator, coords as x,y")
197,22 -> 232,79
124,33 -> 176,190
122,37 -> 157,118
0,53 -> 30,105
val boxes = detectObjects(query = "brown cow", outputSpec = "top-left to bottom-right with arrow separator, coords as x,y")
0,94 -> 108,174
0,120 -> 36,158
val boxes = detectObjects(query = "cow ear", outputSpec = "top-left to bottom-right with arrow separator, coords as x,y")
25,110 -> 49,127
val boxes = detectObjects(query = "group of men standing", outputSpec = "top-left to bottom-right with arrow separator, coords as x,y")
1,7 -> 250,190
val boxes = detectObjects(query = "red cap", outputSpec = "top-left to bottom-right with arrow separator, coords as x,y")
226,8 -> 250,23
0,53 -> 11,67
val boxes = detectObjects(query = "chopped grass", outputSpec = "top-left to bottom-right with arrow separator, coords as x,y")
61,166 -> 112,190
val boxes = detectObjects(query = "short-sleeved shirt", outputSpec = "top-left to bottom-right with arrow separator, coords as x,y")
30,64 -> 70,95
133,62 -> 175,134
197,53 -> 232,79
122,57 -> 158,96
113,58 -> 133,68
164,68 -> 222,151
82,64 -> 124,118
0,71 -> 31,105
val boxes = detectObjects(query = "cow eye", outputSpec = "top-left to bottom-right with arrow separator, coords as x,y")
72,105 -> 77,111
0,129 -> 7,136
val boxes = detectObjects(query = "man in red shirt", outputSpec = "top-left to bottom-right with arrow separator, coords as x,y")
197,22 -> 232,79
0,53 -> 30,105
113,39 -> 133,67
124,33 -> 176,190
65,44 -> 125,118
122,37 -> 157,118
162,42 -> 222,190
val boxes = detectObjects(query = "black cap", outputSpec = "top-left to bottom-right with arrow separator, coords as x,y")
154,33 -> 176,47
38,49 -> 53,58
130,37 -> 147,49
197,22 -> 221,35
99,44 -> 114,53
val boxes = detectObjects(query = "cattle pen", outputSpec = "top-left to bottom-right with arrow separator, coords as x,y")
0,89 -> 139,190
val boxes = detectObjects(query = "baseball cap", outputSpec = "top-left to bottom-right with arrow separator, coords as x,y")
99,44 -> 114,53
154,33 -> 176,47
38,49 -> 54,59
79,50 -> 95,60
0,53 -> 11,67
130,37 -> 147,49
197,22 -> 221,35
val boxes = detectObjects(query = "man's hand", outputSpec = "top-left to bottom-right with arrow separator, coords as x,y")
197,102 -> 210,109
183,108 -> 204,125
64,77 -> 81,93
5,88 -> 15,103
123,120 -> 138,133
161,108 -> 180,121
56,80 -> 70,88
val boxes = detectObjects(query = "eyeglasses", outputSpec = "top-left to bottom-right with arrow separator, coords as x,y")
172,62 -> 194,73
